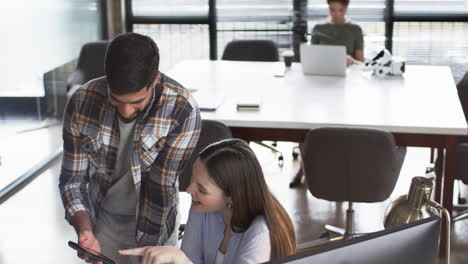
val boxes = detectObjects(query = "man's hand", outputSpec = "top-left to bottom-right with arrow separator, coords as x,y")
71,211 -> 102,263
78,230 -> 103,264
119,246 -> 190,264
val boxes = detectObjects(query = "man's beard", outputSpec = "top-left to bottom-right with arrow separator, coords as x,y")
117,102 -> 151,123
118,111 -> 140,123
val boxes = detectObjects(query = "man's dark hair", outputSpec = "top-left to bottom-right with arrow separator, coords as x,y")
105,32 -> 159,95
327,0 -> 350,6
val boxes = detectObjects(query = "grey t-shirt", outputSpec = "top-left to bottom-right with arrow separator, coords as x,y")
98,117 -> 137,226
311,22 -> 364,56
94,117 -> 139,262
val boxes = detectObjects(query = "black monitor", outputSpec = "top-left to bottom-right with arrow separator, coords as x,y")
272,216 -> 441,264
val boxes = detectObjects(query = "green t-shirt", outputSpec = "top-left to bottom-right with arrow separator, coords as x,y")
311,23 -> 364,56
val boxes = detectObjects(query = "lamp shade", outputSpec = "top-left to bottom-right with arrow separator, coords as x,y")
384,176 -> 451,264
384,177 -> 440,228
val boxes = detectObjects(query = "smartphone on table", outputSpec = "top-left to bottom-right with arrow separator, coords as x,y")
68,241 -> 115,264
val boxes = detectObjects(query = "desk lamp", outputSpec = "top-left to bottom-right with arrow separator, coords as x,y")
384,176 -> 451,264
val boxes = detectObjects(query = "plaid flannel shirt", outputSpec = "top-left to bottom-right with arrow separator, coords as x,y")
59,73 -> 201,246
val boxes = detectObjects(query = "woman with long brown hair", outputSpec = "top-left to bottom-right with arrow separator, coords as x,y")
120,139 -> 296,263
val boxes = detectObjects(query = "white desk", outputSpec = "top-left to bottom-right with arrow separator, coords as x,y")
168,60 -> 468,214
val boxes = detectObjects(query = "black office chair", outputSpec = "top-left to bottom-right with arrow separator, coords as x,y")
301,127 -> 406,239
178,120 -> 232,239
66,40 -> 109,96
178,120 -> 233,192
221,39 -> 288,165
222,39 -> 280,62
434,71 -> 468,221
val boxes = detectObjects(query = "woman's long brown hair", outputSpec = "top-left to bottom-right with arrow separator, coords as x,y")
199,139 -> 296,260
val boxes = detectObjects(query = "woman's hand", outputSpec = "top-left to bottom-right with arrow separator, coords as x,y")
347,55 -> 364,67
119,246 -> 190,264
346,55 -> 354,66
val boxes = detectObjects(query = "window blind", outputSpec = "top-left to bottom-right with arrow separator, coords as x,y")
395,0 -> 468,16
307,0 -> 386,22
130,0 -> 468,81
132,0 -> 209,17
393,21 -> 468,82
134,24 -> 209,71
217,0 -> 292,22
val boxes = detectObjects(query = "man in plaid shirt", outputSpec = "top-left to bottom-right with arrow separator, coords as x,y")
59,33 -> 201,263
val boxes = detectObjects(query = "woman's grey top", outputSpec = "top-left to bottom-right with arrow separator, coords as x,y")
181,209 -> 271,264
311,22 -> 364,56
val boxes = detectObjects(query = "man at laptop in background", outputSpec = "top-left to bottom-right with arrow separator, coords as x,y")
311,0 -> 364,66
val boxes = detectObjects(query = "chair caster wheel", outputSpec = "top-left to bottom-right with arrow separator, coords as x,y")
459,197 -> 467,204
425,166 -> 434,173
178,224 -> 186,240
289,177 -> 302,188
278,155 -> 284,167
292,151 -> 299,160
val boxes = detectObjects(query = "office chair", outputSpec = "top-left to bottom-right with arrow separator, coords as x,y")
301,127 -> 406,240
221,39 -> 280,62
178,120 -> 233,192
434,71 -> 468,222
221,39 -> 286,165
178,120 -> 232,239
66,40 -> 109,97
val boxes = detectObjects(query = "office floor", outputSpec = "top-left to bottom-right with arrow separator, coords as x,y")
254,142 -> 468,264
0,124 -> 467,263
0,118 -> 62,193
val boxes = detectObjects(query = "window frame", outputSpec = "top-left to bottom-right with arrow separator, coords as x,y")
126,0 -> 468,59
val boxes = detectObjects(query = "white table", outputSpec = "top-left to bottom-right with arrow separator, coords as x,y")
0,74 -> 46,120
168,60 -> 468,214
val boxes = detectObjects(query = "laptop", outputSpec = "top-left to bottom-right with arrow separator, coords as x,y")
300,43 -> 347,76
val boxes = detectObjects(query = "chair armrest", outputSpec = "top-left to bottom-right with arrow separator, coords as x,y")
393,145 -> 407,176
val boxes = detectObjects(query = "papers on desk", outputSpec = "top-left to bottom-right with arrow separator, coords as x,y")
273,63 -> 286,77
192,90 -> 224,111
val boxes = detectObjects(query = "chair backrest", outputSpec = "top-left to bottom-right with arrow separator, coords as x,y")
457,71 -> 468,123
302,127 -> 405,203
221,40 -> 279,62
452,72 -> 468,184
456,143 -> 468,184
77,41 -> 109,82
178,120 -> 232,191
67,41 -> 109,92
